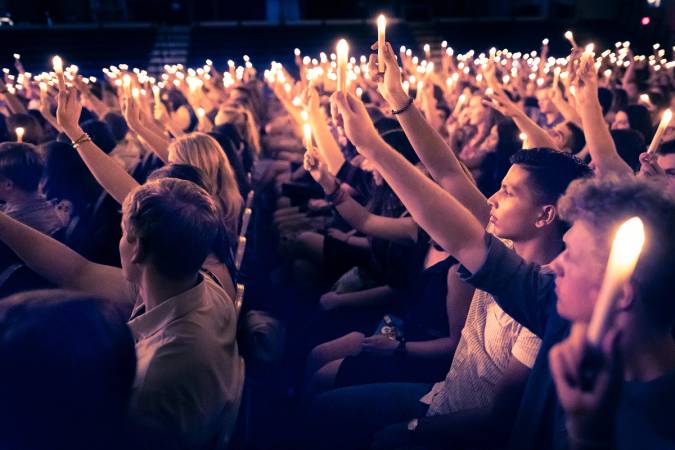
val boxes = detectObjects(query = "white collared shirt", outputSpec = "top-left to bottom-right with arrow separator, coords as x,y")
128,275 -> 243,450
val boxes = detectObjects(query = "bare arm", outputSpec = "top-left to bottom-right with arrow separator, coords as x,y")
334,92 -> 488,273
574,56 -> 633,178
0,212 -> 131,305
306,87 -> 345,175
57,87 -> 140,205
364,43 -> 490,224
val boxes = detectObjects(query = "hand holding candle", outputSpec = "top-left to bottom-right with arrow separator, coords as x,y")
377,15 -> 386,74
336,39 -> 349,93
564,30 -> 578,49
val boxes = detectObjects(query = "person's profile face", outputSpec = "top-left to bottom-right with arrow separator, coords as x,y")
486,165 -> 544,242
550,221 -> 605,322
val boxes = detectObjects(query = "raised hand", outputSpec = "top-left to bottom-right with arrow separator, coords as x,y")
367,41 -> 408,110
331,91 -> 382,153
549,323 -> 622,443
303,148 -> 336,192
638,152 -> 665,178
573,54 -> 599,109
56,85 -> 83,136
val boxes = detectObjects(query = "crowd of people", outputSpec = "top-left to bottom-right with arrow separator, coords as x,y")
0,30 -> 674,450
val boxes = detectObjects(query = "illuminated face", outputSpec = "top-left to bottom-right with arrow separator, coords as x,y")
487,165 -> 549,242
536,90 -> 554,114
550,220 -> 606,322
612,111 -> 630,130
656,153 -> 675,195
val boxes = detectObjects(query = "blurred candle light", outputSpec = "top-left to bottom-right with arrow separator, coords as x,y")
586,217 -> 645,346
647,109 -> 672,154
15,127 -> 24,143
564,30 -> 578,48
377,14 -> 386,73
336,39 -> 349,93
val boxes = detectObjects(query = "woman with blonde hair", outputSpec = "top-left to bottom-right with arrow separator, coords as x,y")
215,105 -> 262,157
169,132 -> 244,235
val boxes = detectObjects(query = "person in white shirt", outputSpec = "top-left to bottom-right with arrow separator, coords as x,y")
0,178 -> 243,450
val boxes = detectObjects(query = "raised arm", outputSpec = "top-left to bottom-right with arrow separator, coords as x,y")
305,87 -> 345,175
574,56 -> 633,178
303,150 -> 418,244
0,212 -> 131,305
333,91 -> 487,273
365,42 -> 490,225
57,86 -> 140,205
123,95 -> 171,163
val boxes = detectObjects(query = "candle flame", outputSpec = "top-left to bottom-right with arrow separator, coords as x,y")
52,55 -> 63,73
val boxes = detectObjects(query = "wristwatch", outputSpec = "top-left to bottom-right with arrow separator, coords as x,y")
407,418 -> 419,432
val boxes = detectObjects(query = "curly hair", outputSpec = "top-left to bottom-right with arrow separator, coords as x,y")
559,175 -> 675,328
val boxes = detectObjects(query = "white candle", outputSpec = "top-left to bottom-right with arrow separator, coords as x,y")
131,87 -> 139,99
240,208 -> 252,237
377,15 -> 386,73
424,43 -> 431,60
13,53 -> 20,62
152,85 -> 161,105
15,127 -> 25,143
587,217 -> 645,346
336,39 -> 349,93
647,109 -> 672,154
235,235 -> 247,270
52,55 -> 63,74
564,30 -> 578,48
197,107 -> 205,120
303,123 -> 312,152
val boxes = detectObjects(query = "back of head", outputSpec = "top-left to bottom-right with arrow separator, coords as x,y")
147,163 -> 209,190
510,148 -> 592,207
625,104 -> 654,142
597,88 -> 613,116
565,122 -> 586,154
381,129 -> 419,166
103,112 -> 129,142
168,132 -> 243,233
611,128 -> 646,172
7,113 -> 44,145
559,176 -> 675,330
81,119 -> 117,154
41,140 -> 102,212
0,142 -> 44,193
658,139 -> 675,156
0,289 -> 136,450
122,178 -> 220,279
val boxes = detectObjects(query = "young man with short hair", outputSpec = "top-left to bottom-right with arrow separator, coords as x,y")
0,142 -> 62,236
0,178 -> 243,450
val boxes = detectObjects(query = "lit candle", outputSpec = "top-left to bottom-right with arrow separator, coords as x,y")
564,30 -> 578,48
15,127 -> 25,143
131,87 -> 139,99
197,107 -> 205,120
453,93 -> 466,116
52,55 -> 63,74
235,236 -> 247,270
553,66 -> 561,86
586,217 -> 645,346
303,123 -> 312,152
424,43 -> 431,60
647,109 -> 673,154
240,208 -> 252,238
336,39 -> 349,93
152,85 -> 161,105
377,14 -> 386,73
639,93 -> 652,107
542,38 -> 549,46
52,55 -> 65,90
13,53 -> 20,62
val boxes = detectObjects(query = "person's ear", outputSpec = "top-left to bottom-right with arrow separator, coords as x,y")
535,204 -> 557,228
615,281 -> 636,313
130,236 -> 148,265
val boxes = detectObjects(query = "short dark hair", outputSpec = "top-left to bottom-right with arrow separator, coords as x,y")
0,290 -> 135,450
122,178 -> 220,279
102,112 -> 129,142
597,88 -> 613,116
658,139 -> 675,156
509,148 -> 592,206
0,142 -> 44,193
559,176 -> 675,329
611,128 -> 646,171
565,123 -> 586,154
81,119 -> 117,154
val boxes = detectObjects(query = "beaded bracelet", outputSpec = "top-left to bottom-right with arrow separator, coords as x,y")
391,96 -> 414,115
71,133 -> 92,149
